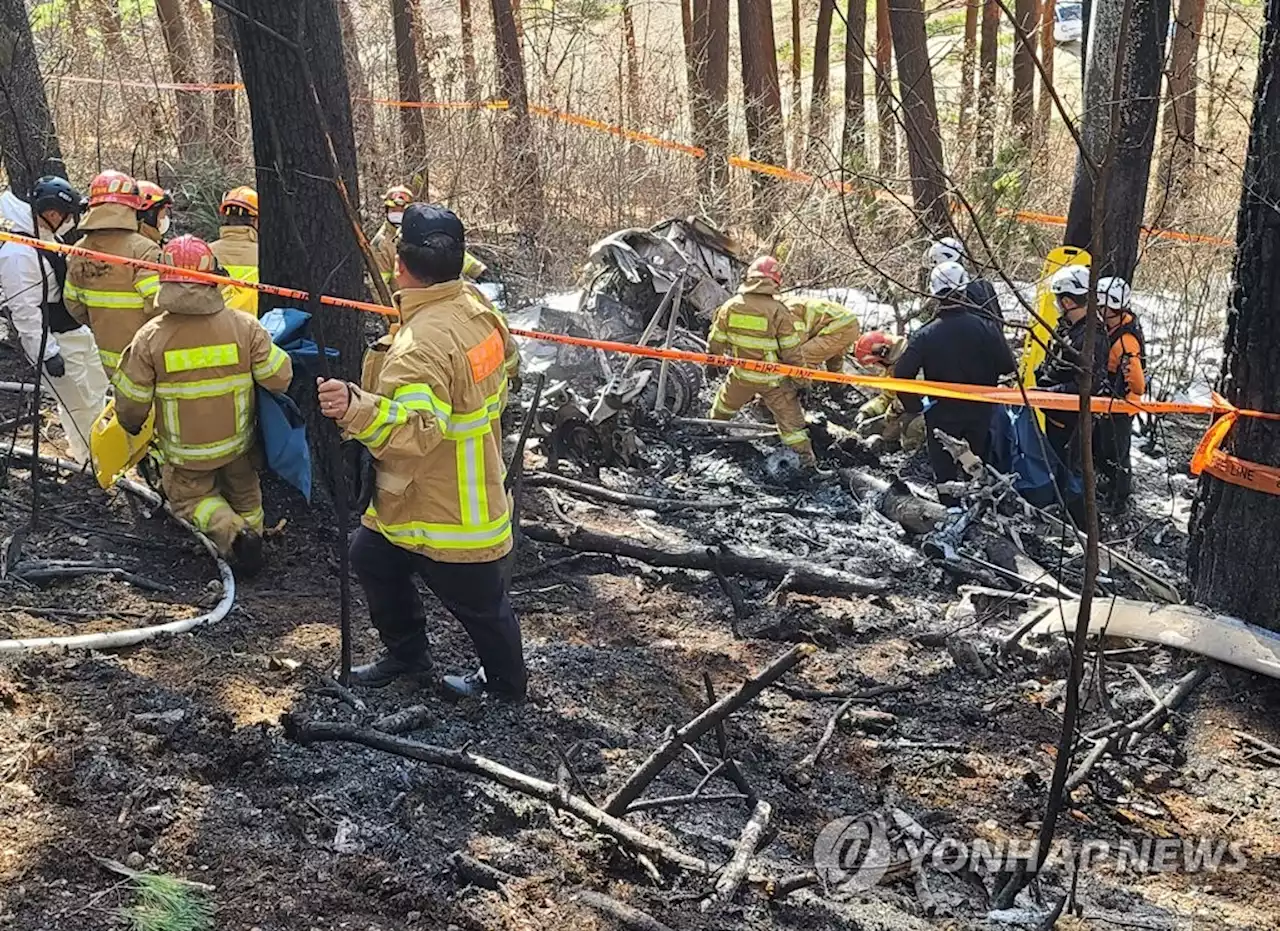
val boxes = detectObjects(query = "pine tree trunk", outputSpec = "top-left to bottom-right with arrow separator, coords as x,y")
621,0 -> 642,122
1189,0 -> 1280,631
1037,0 -> 1055,135
336,0 -> 380,168
1158,0 -> 1204,196
491,0 -> 545,227
0,0 -> 64,193
226,0 -> 366,380
739,0 -> 785,231
156,0 -> 211,155
806,0 -> 835,165
958,0 -> 979,132
459,0 -> 479,101
842,0 -> 867,167
1012,0 -> 1038,140
690,0 -> 730,215
89,0 -> 128,65
887,0 -> 950,233
392,0 -> 428,176
976,0 -> 998,165
789,0 -> 803,166
875,0 -> 896,177
210,3 -> 241,160
1063,0 -> 1171,277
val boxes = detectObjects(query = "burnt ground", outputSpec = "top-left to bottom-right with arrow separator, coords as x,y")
1,340 -> 1279,931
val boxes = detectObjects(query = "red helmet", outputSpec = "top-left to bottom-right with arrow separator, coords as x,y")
135,180 -> 172,211
383,185 -> 414,209
746,256 -> 782,286
159,235 -> 218,284
88,170 -> 141,209
854,331 -> 898,367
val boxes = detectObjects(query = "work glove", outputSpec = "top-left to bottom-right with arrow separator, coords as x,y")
43,353 -> 66,378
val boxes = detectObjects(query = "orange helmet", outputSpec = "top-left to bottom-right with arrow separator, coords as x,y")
136,180 -> 172,211
220,185 -> 259,217
854,331 -> 898,368
159,235 -> 218,284
383,185 -> 413,209
746,256 -> 782,286
88,170 -> 141,209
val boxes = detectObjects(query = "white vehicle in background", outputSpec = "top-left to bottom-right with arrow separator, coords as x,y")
1055,1 -> 1083,43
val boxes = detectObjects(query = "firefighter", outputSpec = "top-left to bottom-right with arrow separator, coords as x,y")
317,204 -> 526,699
783,294 -> 861,373
1035,264 -> 1110,523
373,184 -> 488,290
706,256 -> 814,465
113,236 -> 293,575
63,170 -> 162,377
852,331 -> 925,452
1094,275 -> 1145,511
135,181 -> 173,244
922,236 -> 1002,322
894,262 -> 1017,501
210,186 -> 259,315
0,176 -> 108,465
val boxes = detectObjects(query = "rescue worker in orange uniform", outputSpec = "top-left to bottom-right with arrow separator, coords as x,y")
113,236 -> 294,575
783,295 -> 862,372
63,171 -> 162,377
209,186 -> 259,315
318,204 -> 526,700
707,256 -> 814,465
372,184 -> 489,288
1095,275 -> 1146,511
852,331 -> 926,452
135,181 -> 173,244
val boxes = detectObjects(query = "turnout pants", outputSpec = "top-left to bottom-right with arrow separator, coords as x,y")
710,375 -> 816,464
349,526 -> 527,695
162,454 -> 264,555
1094,413 -> 1134,507
1045,412 -> 1087,525
26,327 -> 109,466
925,413 -> 992,506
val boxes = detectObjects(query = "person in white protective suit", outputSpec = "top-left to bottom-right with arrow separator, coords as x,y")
0,176 -> 109,464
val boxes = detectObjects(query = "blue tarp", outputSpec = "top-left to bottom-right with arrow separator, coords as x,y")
987,404 -> 1080,508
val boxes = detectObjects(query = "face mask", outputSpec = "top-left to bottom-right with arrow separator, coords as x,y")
387,211 -> 404,226
55,217 -> 75,237
158,215 -> 172,236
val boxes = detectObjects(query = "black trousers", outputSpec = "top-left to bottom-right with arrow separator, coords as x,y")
1095,413 -> 1134,505
349,526 -> 527,693
925,412 -> 992,506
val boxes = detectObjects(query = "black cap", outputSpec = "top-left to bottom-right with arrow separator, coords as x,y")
399,203 -> 465,248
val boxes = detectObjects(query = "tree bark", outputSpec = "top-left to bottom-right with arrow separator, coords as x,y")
210,3 -> 241,160
1158,0 -> 1204,196
1063,0 -> 1172,278
842,0 -> 867,167
391,0 -> 429,176
976,0 -> 999,165
807,0 -> 836,165
89,0 -> 128,66
227,0 -> 366,379
959,0 -> 979,134
1037,0 -> 1055,135
492,0 -> 545,227
790,0 -> 803,166
738,0 -> 785,232
1189,0 -> 1280,631
459,0 -> 479,101
0,0 -> 65,194
156,0 -> 211,155
335,0 -> 380,169
887,0 -> 951,235
874,0 -> 896,176
1012,0 -> 1038,140
690,0 -> 730,215
621,0 -> 642,122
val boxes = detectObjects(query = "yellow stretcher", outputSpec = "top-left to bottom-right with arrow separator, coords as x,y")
89,399 -> 154,489
1021,246 -> 1091,427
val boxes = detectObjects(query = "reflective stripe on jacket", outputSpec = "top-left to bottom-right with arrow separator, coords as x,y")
784,296 -> 862,368
706,276 -> 803,387
64,204 -> 161,373
210,225 -> 259,315
113,282 -> 294,469
339,280 -> 513,563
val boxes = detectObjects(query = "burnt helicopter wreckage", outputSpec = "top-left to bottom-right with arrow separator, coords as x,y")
507,216 -> 748,471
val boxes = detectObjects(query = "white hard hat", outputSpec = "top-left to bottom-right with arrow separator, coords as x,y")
1049,264 -> 1091,297
922,236 -> 966,268
929,261 -> 971,296
1097,276 -> 1132,310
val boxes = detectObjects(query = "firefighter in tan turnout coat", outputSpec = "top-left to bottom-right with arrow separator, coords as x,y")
113,236 -> 293,575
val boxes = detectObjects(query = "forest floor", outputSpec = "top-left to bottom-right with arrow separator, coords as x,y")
1,333 -> 1279,931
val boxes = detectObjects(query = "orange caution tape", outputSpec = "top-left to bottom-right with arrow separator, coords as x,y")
1189,394 -> 1280,495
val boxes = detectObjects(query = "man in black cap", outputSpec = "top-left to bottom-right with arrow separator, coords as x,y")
318,204 -> 527,700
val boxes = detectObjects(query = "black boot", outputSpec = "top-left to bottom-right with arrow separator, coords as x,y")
349,651 -> 435,689
441,667 -> 526,702
231,530 -> 265,578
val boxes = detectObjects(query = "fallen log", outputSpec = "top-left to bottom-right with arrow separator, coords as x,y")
286,719 -> 713,874
603,645 -> 813,815
575,890 -> 677,931
526,472 -> 735,512
373,705 -> 432,734
842,469 -> 947,536
521,522 -> 886,596
702,800 -> 773,912
450,852 -> 519,891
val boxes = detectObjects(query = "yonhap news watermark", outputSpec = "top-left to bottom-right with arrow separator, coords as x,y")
814,811 -> 1249,891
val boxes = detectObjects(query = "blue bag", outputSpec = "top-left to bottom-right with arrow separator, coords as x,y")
260,307 -> 339,368
257,388 -> 312,501
988,404 -> 1078,507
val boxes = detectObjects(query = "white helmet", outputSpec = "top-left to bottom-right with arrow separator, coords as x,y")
1049,264 -> 1091,297
1097,276 -> 1131,311
922,236 -> 966,268
929,261 -> 971,296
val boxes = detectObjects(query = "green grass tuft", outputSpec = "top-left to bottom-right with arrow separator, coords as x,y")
119,873 -> 214,931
